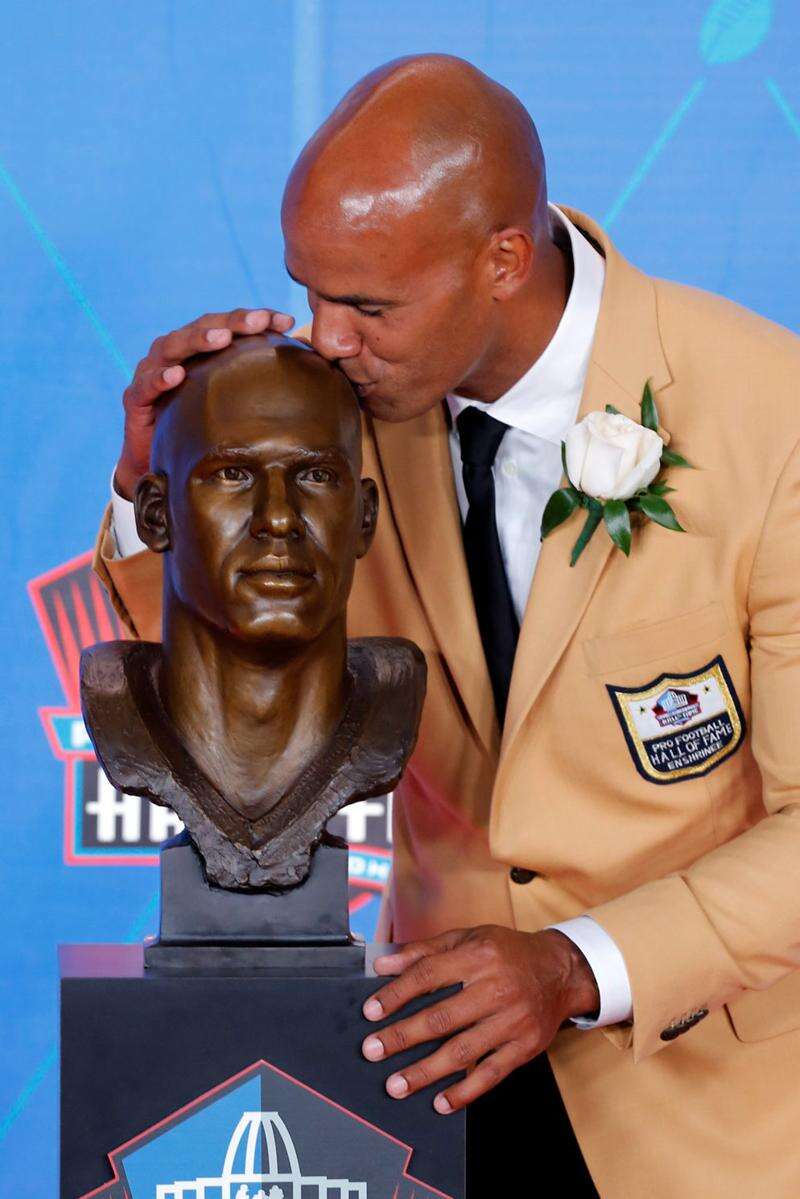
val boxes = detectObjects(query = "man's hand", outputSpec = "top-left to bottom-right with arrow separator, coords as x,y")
361,926 -> 599,1114
115,308 -> 295,500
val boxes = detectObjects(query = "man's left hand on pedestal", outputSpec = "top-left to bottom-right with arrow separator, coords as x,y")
361,925 -> 600,1113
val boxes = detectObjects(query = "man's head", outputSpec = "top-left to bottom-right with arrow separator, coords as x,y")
282,54 -> 552,422
135,334 -> 378,646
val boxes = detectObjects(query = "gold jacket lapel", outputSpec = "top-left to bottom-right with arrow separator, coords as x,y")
371,405 -> 499,756
501,210 -> 673,760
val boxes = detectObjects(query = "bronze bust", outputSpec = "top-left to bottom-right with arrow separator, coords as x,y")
81,334 -> 426,890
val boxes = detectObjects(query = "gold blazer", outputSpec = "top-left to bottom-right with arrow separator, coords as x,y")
94,210 -> 800,1198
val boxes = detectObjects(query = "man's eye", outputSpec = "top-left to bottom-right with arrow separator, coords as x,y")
215,466 -> 249,483
300,467 -> 337,484
356,307 -> 383,318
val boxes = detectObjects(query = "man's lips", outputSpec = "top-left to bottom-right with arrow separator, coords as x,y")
343,374 -> 377,394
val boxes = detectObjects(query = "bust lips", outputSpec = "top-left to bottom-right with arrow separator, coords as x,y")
238,556 -> 316,597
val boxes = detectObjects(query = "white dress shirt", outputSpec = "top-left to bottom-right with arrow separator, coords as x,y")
446,204 -> 632,1028
110,203 -> 633,1027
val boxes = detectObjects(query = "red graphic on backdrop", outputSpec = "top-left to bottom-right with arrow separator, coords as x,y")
27,550 -> 160,866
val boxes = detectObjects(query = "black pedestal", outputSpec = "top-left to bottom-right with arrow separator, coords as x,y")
60,943 -> 465,1199
145,832 -> 365,974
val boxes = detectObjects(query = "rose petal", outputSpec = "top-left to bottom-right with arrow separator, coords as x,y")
565,419 -> 591,489
613,430 -> 664,499
580,437 -> 625,499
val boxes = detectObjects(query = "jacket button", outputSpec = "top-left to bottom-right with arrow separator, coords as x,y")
510,866 -> 538,884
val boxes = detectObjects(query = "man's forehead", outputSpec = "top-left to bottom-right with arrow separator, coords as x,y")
285,184 -> 454,282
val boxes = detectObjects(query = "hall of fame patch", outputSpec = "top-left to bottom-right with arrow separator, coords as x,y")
607,656 -> 745,785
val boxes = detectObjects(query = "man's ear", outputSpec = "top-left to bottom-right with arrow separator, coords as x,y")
356,478 -> 379,558
487,227 -> 534,300
134,473 -> 170,553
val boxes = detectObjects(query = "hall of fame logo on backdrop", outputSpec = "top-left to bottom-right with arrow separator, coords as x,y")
80,1059 -> 450,1199
29,552 -> 393,928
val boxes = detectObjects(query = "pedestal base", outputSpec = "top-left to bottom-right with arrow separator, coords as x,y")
142,832 -> 366,975
60,943 -> 465,1199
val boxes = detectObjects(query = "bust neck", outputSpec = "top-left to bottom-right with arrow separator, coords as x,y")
160,598 -> 348,822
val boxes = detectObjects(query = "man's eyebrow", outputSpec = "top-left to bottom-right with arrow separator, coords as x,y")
284,266 -> 398,309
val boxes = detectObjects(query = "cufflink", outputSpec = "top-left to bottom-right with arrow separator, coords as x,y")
660,1007 -> 709,1041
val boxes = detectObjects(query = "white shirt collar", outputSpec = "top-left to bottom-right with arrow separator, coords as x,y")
446,204 -> 605,446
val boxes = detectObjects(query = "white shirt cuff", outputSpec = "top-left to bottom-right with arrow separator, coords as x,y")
110,470 -> 148,559
548,914 -> 633,1028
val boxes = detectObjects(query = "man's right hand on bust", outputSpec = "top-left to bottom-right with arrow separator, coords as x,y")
114,307 -> 295,500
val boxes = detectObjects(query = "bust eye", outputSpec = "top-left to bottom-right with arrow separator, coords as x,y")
300,466 -> 337,485
215,465 -> 250,484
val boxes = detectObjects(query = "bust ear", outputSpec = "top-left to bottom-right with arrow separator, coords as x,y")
356,477 -> 379,558
134,473 -> 170,553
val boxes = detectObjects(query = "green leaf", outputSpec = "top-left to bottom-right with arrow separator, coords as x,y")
560,439 -> 569,481
570,500 -> 603,566
639,493 -> 684,532
661,447 -> 694,469
640,380 -> 659,433
605,403 -> 622,415
647,482 -> 676,496
541,487 -> 580,539
603,499 -> 632,556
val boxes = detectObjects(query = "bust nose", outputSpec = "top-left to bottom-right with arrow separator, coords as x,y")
249,469 -> 304,541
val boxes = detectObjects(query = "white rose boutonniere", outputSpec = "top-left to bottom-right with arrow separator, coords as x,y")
541,382 -> 693,566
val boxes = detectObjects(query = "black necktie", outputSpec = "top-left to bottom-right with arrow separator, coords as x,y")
456,406 -> 519,724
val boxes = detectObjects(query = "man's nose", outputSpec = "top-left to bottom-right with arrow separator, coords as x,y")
250,469 -> 304,541
310,300 -> 361,361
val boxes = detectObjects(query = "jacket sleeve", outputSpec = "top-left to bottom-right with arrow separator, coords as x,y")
587,436 -> 800,1061
92,503 -> 164,642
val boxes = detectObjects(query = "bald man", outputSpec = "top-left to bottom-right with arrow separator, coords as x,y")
96,55 -> 800,1199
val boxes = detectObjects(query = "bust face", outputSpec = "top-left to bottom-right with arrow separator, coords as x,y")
136,336 -> 377,646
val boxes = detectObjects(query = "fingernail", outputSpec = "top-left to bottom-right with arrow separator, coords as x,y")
362,1036 -> 384,1061
434,1094 -> 453,1115
386,1074 -> 408,1099
245,310 -> 266,329
206,328 -> 228,344
374,954 -> 402,973
363,998 -> 384,1020
162,366 -> 182,384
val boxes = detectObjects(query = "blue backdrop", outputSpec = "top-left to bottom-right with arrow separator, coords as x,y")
1,1 -> 798,1191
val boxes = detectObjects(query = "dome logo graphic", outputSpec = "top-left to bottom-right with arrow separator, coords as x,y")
157,1109 -> 367,1198
79,1059 -> 453,1199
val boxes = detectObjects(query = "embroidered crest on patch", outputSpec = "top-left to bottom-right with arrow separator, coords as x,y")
607,656 -> 745,784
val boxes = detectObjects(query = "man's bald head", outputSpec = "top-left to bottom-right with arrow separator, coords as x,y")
284,54 -> 547,248
280,56 -> 566,424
